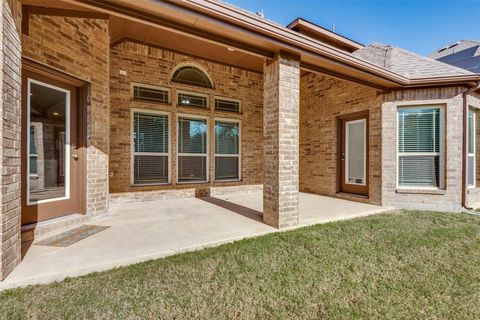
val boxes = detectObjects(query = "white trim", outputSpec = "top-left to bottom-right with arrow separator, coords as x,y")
214,96 -> 242,113
344,119 -> 366,186
130,108 -> 171,186
27,78 -> 71,205
214,118 -> 241,182
396,105 -> 445,190
176,114 -> 209,184
468,108 -> 476,188
130,82 -> 171,104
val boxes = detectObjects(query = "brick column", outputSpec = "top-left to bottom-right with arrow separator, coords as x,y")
263,51 -> 300,229
0,0 -> 22,280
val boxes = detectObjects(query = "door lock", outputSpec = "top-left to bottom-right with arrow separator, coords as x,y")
72,143 -> 79,160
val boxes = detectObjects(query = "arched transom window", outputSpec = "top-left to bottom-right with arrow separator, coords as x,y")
171,65 -> 213,89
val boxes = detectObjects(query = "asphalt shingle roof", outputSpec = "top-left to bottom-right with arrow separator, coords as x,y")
353,43 -> 474,79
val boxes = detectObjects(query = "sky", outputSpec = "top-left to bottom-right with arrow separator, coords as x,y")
227,0 -> 480,56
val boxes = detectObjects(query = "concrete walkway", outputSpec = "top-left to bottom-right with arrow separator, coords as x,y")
0,192 -> 390,290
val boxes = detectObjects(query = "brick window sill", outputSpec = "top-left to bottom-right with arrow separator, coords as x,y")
396,188 -> 446,195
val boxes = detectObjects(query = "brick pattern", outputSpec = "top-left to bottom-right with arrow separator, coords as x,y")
22,13 -> 110,215
382,87 -> 466,211
109,41 -> 263,194
299,73 -> 382,205
0,0 -> 22,280
263,52 -> 300,229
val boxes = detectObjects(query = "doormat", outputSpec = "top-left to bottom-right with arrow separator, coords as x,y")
35,225 -> 110,247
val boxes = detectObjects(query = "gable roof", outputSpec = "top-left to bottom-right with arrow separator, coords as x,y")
353,43 -> 475,79
429,40 -> 480,74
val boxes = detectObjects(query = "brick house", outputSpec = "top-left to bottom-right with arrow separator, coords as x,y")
0,0 -> 479,280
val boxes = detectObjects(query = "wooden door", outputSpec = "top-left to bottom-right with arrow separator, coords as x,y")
21,69 -> 83,225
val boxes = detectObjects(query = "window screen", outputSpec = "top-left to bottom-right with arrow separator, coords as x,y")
398,107 -> 442,188
215,121 -> 240,181
132,112 -> 169,184
178,117 -> 208,182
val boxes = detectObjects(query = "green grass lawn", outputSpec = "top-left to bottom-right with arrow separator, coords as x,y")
1,210 -> 480,319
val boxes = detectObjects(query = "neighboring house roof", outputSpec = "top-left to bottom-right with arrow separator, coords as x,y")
353,43 -> 475,79
429,40 -> 480,74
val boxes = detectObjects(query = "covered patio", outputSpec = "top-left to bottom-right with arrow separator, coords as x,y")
0,193 -> 389,289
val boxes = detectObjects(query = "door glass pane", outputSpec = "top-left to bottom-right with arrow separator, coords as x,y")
28,80 -> 69,202
346,120 -> 366,185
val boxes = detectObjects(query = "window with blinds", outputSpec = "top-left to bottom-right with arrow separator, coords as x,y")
178,117 -> 208,182
398,107 -> 443,188
468,109 -> 475,187
132,111 -> 169,185
215,121 -> 240,181
177,91 -> 208,109
215,98 -> 241,113
132,83 -> 170,104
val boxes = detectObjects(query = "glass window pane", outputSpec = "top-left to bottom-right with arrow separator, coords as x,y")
134,113 -> 168,153
399,156 -> 439,187
215,121 -> 239,154
28,81 -> 68,202
468,155 -> 475,187
178,118 -> 207,154
172,66 -> 213,88
215,157 -> 239,180
346,120 -> 365,185
178,156 -> 207,182
468,110 -> 474,154
134,155 -> 168,184
399,108 -> 440,153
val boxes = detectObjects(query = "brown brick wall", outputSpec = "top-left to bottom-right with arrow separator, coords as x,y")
263,52 -> 300,228
1,0 -> 22,280
382,87 -> 465,211
299,73 -> 382,205
109,41 -> 263,193
22,13 -> 110,215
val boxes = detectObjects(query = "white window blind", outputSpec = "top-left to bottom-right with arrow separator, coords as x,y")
468,109 -> 475,187
215,121 -> 240,181
132,112 -> 169,184
178,117 -> 208,182
398,107 -> 442,188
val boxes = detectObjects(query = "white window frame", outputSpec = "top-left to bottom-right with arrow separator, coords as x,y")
27,78 -> 71,205
214,118 -> 242,182
214,96 -> 242,113
176,113 -> 209,184
177,90 -> 209,109
130,82 -> 171,104
130,108 -> 171,186
468,108 -> 476,188
345,118 -> 367,186
396,105 -> 445,190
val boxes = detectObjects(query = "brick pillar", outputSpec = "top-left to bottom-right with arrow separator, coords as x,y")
263,51 -> 300,229
0,0 -> 22,280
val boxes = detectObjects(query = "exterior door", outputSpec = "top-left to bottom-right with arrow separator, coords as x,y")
339,113 -> 369,196
21,69 -> 82,225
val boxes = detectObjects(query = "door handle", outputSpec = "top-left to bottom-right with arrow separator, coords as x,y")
71,143 -> 79,160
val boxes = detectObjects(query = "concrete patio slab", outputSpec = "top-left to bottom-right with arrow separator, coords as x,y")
0,192 -> 390,290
